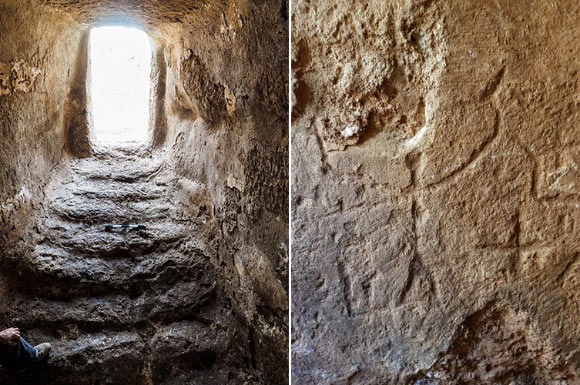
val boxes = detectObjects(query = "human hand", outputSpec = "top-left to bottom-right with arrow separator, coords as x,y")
0,328 -> 20,345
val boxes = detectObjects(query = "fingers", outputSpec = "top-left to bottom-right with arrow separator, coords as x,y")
6,328 -> 20,345
0,328 -> 21,345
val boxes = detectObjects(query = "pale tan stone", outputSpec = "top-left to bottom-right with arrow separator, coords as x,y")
292,0 -> 580,383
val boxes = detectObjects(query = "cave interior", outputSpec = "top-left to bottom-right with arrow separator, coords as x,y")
0,0 -> 289,384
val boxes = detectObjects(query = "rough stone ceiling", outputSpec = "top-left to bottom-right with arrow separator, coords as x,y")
41,0 -> 225,28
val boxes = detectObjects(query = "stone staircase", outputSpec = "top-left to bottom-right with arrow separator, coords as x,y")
0,146 -> 252,384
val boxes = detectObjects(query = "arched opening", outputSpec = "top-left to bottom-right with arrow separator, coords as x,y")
89,26 -> 151,144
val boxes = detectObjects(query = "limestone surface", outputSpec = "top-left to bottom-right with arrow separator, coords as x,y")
1,146 -> 235,383
291,0 -> 580,383
0,0 -> 288,383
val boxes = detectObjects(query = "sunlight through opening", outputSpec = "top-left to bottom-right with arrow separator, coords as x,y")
90,26 -> 151,144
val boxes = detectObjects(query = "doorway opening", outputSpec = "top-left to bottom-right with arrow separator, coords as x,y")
89,26 -> 151,144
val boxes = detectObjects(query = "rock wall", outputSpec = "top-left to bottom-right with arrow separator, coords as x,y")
159,1 -> 289,380
291,0 -> 580,383
0,0 -> 288,383
0,0 -> 82,239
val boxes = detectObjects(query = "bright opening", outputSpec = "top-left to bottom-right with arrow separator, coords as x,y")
90,26 -> 151,144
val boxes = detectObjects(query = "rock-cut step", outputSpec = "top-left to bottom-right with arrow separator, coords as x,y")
28,243 -> 213,296
48,195 -> 175,224
37,220 -> 190,258
1,280 -> 215,332
4,321 -> 227,384
69,155 -> 166,184
25,332 -> 148,384
0,146 -> 228,385
60,178 -> 168,202
29,244 -> 134,289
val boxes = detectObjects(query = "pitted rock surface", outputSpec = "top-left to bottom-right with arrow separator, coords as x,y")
292,0 -> 580,384
0,146 -> 259,384
0,0 -> 288,383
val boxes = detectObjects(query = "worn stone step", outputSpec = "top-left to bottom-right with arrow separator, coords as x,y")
31,244 -> 134,288
37,221 -> 190,258
48,196 -> 176,223
0,337 -> 146,384
26,244 -> 214,299
37,332 -> 146,383
0,321 -> 228,384
2,295 -> 137,329
69,157 -> 166,183
60,179 -> 168,202
149,320 -> 227,367
1,270 -> 215,330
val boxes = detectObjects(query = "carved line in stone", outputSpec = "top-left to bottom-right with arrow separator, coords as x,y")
422,97 -> 502,192
397,198 -> 436,307
556,252 -> 580,282
306,198 -> 395,221
514,137 -> 580,204
395,67 -> 507,196
336,255 -> 353,318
